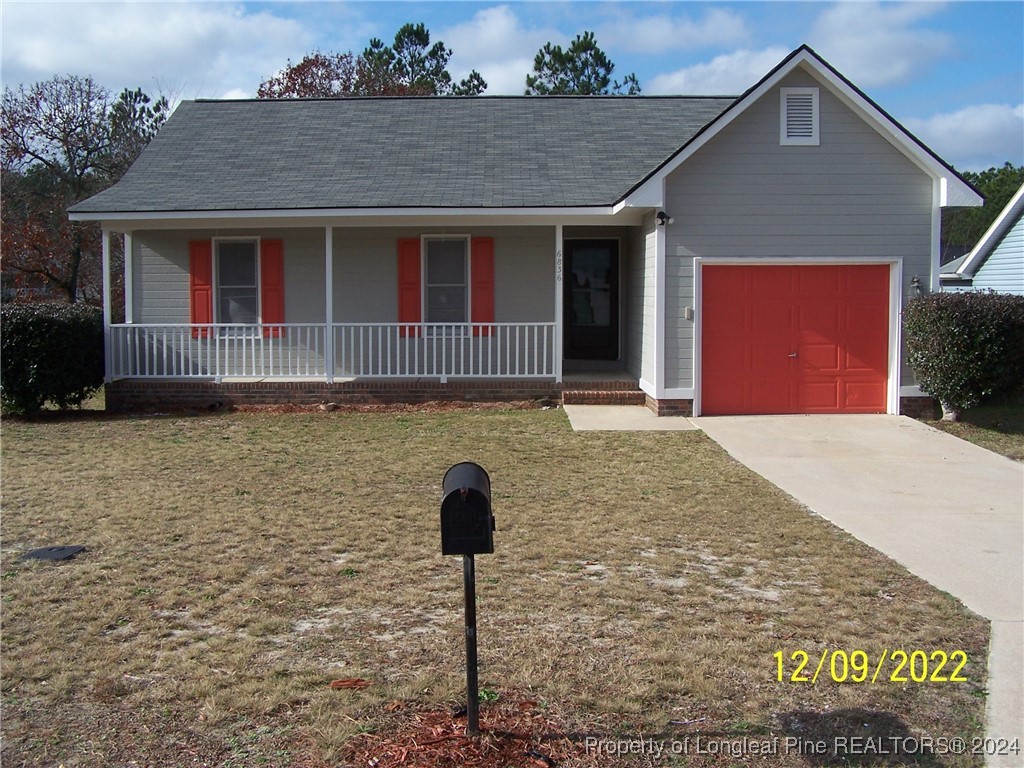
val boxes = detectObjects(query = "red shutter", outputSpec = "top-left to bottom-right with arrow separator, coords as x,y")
260,239 -> 285,338
470,237 -> 495,337
397,238 -> 421,338
189,240 -> 213,339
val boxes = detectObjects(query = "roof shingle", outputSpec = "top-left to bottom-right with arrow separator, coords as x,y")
70,96 -> 735,213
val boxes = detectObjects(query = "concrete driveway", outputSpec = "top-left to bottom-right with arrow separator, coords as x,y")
691,414 -> 1024,766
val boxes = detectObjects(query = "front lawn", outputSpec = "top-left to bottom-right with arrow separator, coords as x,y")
926,395 -> 1024,461
1,407 -> 989,766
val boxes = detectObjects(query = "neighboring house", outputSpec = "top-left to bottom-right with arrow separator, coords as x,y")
69,45 -> 981,416
940,183 -> 1024,295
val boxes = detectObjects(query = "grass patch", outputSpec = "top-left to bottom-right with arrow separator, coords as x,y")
1,408 -> 989,766
926,395 -> 1024,461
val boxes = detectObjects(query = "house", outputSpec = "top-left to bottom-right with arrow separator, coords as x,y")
940,183 -> 1024,295
69,45 -> 981,416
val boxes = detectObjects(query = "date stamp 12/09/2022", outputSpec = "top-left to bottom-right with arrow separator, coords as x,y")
773,648 -> 969,684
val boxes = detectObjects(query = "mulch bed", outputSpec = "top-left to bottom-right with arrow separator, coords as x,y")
346,699 -> 600,768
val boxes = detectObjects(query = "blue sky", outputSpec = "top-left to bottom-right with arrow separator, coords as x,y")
1,1 -> 1021,171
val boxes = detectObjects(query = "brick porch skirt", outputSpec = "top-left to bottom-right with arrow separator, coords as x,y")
105,379 -> 938,420
105,378 -> 568,411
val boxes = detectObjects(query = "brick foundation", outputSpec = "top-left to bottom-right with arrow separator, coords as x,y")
900,396 -> 939,420
645,395 -> 694,417
106,378 -> 563,412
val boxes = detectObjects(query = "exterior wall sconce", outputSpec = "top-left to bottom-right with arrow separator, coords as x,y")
908,275 -> 925,299
656,211 -> 674,226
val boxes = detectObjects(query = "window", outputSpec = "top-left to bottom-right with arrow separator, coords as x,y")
780,87 -> 819,146
216,240 -> 259,324
424,238 -> 468,323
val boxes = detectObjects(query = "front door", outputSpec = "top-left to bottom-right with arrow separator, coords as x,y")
564,239 -> 619,360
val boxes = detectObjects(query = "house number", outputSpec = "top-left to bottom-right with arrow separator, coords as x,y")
556,250 -> 563,283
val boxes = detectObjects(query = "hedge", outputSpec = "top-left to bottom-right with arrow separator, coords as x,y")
1,302 -> 104,415
903,291 -> 1024,419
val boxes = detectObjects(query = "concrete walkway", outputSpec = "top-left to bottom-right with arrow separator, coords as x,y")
564,406 -> 1023,764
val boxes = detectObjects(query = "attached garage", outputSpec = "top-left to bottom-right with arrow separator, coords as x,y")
700,263 -> 891,415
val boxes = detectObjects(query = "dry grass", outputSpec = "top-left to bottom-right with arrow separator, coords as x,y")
1,406 -> 989,766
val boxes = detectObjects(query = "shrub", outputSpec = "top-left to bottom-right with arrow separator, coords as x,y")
903,291 -> 1024,420
1,302 -> 104,415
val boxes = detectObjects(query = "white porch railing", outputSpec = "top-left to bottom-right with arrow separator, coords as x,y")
110,324 -> 328,379
333,323 -> 556,379
108,322 -> 557,380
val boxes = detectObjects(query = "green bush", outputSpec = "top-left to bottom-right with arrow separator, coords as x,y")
903,291 -> 1024,419
1,302 -> 104,415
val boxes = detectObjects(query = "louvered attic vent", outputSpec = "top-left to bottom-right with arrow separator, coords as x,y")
780,87 -> 819,146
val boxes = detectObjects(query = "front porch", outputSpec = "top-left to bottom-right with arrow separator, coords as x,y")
108,322 -> 558,382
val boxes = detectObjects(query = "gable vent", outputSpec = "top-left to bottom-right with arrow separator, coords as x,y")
781,87 -> 819,146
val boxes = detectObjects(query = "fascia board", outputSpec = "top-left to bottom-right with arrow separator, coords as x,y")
70,205 -> 638,230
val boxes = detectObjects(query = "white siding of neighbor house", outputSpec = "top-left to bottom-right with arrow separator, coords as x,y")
663,70 -> 934,390
971,215 -> 1024,295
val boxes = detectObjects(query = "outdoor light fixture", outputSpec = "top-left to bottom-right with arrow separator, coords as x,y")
909,275 -> 924,299
656,210 -> 674,226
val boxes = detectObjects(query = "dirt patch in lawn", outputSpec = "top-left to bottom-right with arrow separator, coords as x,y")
1,408 -> 990,766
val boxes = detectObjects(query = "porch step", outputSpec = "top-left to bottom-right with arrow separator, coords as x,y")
561,389 -> 646,406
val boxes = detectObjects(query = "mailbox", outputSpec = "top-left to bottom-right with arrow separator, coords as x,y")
440,462 -> 495,555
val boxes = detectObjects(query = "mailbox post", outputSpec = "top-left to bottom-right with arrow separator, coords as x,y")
440,462 -> 495,736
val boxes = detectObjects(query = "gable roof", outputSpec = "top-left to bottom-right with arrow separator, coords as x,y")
942,183 -> 1024,280
69,96 -> 734,215
70,44 -> 980,220
621,45 -> 982,209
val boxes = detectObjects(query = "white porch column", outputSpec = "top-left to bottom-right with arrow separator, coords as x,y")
123,232 -> 134,324
101,229 -> 113,383
554,224 -> 563,383
654,215 -> 666,401
325,226 -> 334,384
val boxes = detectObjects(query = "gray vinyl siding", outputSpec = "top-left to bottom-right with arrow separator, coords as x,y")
132,229 -> 326,324
973,216 -> 1024,295
133,233 -> 189,323
332,227 -> 555,324
624,218 -> 652,380
663,69 -> 934,390
133,227 -> 556,326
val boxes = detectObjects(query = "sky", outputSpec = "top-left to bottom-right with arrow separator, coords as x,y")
1,1 -> 1021,172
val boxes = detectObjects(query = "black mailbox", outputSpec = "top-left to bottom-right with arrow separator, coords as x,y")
440,462 -> 495,555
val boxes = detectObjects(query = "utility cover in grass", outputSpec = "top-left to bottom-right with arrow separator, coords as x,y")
21,546 -> 86,561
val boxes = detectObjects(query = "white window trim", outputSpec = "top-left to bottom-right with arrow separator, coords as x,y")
212,236 -> 262,328
421,234 -> 472,332
780,87 -> 820,146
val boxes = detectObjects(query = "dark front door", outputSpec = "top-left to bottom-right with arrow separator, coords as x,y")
564,239 -> 619,360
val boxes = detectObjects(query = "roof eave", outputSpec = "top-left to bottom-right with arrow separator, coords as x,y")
68,204 -> 639,227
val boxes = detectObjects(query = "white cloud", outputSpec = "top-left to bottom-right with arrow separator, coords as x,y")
808,2 -> 951,87
1,1 -> 310,99
904,103 -> 1024,172
439,5 -> 558,94
647,47 -> 790,95
597,7 -> 749,53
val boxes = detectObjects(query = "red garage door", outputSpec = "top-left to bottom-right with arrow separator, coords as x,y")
701,264 -> 890,415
